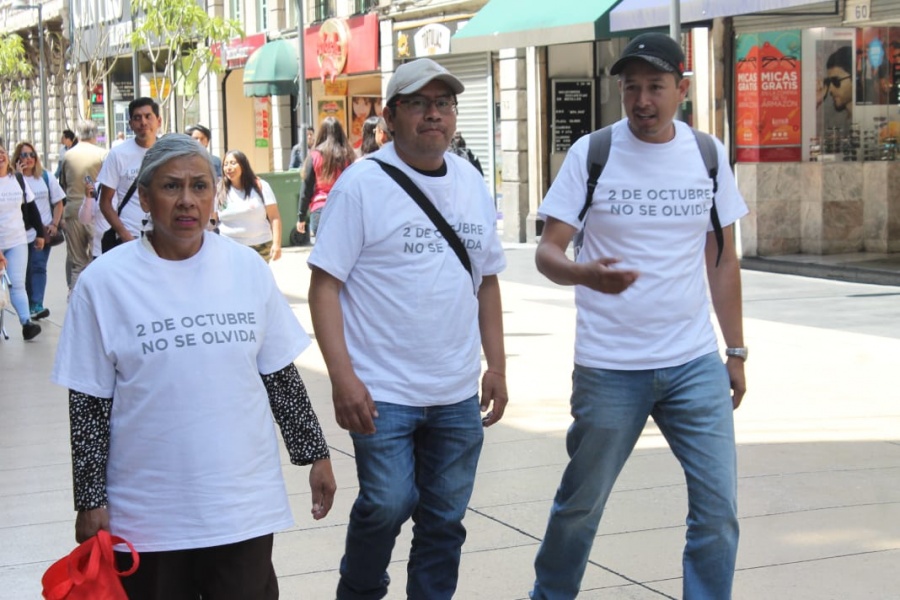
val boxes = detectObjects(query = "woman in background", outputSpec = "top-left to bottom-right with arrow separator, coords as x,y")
216,149 -> 282,262
358,116 -> 390,159
13,141 -> 66,321
0,142 -> 43,340
297,117 -> 355,238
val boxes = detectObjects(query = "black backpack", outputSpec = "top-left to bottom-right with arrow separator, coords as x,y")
573,125 -> 724,266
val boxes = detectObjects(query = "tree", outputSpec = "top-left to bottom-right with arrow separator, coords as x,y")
130,0 -> 242,127
0,33 -> 34,145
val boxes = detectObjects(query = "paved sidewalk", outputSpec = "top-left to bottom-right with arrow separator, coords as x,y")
1,244 -> 899,599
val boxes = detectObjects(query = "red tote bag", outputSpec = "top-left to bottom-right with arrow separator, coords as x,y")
42,530 -> 139,600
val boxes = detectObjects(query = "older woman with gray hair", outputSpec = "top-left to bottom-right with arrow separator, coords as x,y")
52,133 -> 335,599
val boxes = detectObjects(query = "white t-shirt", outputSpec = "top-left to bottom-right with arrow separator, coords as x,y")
96,138 -> 149,237
52,232 -> 310,552
0,173 -> 35,248
217,179 -> 276,246
23,173 -> 66,243
538,119 -> 748,370
308,145 -> 506,407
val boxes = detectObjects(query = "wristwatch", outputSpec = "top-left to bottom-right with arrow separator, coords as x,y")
725,347 -> 748,361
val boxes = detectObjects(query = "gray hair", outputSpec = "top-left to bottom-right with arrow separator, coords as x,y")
136,133 -> 214,189
75,121 -> 98,140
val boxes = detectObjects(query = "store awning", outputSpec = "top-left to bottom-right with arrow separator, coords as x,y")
610,0 -> 833,32
243,39 -> 299,97
451,0 -> 623,54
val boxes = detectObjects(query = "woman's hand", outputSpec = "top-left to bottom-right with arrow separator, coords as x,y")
270,244 -> 282,261
296,220 -> 306,234
309,458 -> 336,520
0,249 -> 6,271
75,507 -> 110,543
34,236 -> 45,250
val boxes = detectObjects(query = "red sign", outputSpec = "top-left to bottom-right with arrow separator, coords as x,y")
213,33 -> 267,70
304,13 -> 379,80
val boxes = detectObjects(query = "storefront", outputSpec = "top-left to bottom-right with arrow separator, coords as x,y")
394,17 -> 497,199
730,1 -> 900,256
303,13 -> 381,150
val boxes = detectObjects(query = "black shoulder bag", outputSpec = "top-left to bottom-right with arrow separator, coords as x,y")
368,158 -> 475,293
101,180 -> 138,253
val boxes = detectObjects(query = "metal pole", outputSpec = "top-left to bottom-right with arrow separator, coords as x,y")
131,7 -> 140,99
296,0 -> 308,157
12,3 -> 49,165
670,0 -> 682,121
37,3 -> 48,166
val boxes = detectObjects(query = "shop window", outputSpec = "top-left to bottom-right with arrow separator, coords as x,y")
257,0 -> 268,30
735,27 -> 900,163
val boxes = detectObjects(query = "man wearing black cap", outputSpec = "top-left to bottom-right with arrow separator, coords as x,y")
307,57 -> 508,600
531,33 -> 747,599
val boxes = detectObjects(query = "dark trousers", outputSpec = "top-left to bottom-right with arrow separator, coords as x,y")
114,533 -> 278,600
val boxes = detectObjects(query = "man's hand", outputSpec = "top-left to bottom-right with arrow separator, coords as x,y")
309,458 -> 336,520
578,257 -> 639,294
33,236 -> 45,250
726,358 -> 746,409
75,507 -> 110,543
480,371 -> 508,427
332,372 -> 378,434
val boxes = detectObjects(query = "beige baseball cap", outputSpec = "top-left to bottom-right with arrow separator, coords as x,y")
386,58 -> 465,103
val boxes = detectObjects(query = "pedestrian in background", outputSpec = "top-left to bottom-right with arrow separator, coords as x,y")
0,142 -> 44,340
530,33 -> 747,600
98,97 -> 162,248
52,134 -> 335,599
308,57 -> 508,600
449,131 -> 483,176
290,126 -> 316,169
186,123 -> 222,179
54,129 -> 77,179
12,141 -> 65,321
217,149 -> 283,262
357,116 -> 390,159
59,120 -> 107,292
297,117 -> 354,238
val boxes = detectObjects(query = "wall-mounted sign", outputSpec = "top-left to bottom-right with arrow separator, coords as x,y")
844,0 -> 872,23
304,13 -> 379,81
552,79 -> 594,153
394,20 -> 466,59
254,97 -> 271,148
213,33 -> 267,70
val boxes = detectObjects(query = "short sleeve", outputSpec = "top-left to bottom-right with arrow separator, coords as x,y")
51,287 -> 117,398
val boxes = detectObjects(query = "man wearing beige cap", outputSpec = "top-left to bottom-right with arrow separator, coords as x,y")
308,58 -> 508,599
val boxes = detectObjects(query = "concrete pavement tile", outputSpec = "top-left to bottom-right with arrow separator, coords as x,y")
0,563 -> 56,600
729,548 -> 900,600
0,463 -> 71,496
0,440 -> 70,471
0,520 -> 74,571
0,488 -> 71,528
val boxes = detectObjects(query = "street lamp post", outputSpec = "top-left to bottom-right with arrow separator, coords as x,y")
13,2 -> 49,167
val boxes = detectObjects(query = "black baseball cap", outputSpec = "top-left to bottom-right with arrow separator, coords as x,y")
610,33 -> 686,77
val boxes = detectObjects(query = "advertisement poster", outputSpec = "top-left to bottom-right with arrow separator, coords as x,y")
735,31 -> 802,162
254,97 -> 270,148
317,97 -> 347,133
801,29 -> 856,160
349,95 -> 382,150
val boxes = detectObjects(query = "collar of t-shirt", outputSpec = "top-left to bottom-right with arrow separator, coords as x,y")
410,161 -> 447,177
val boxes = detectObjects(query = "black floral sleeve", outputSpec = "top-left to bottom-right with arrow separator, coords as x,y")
262,364 -> 330,465
69,391 -> 112,511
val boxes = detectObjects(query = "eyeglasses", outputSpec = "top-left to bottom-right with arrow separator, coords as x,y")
823,75 -> 851,88
392,96 -> 458,115
19,152 -> 36,159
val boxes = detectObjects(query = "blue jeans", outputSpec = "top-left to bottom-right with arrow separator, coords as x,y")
309,207 -> 323,237
2,243 -> 30,325
532,352 -> 738,600
26,239 -> 51,307
337,396 -> 484,600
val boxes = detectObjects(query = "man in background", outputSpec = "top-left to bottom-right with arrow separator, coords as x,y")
59,121 -> 107,291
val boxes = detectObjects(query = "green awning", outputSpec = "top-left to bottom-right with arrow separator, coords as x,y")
451,0 -> 623,54
243,39 -> 299,97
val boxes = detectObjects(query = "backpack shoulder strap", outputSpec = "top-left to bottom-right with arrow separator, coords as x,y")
14,172 -> 27,204
578,126 -> 613,221
689,129 -> 724,267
